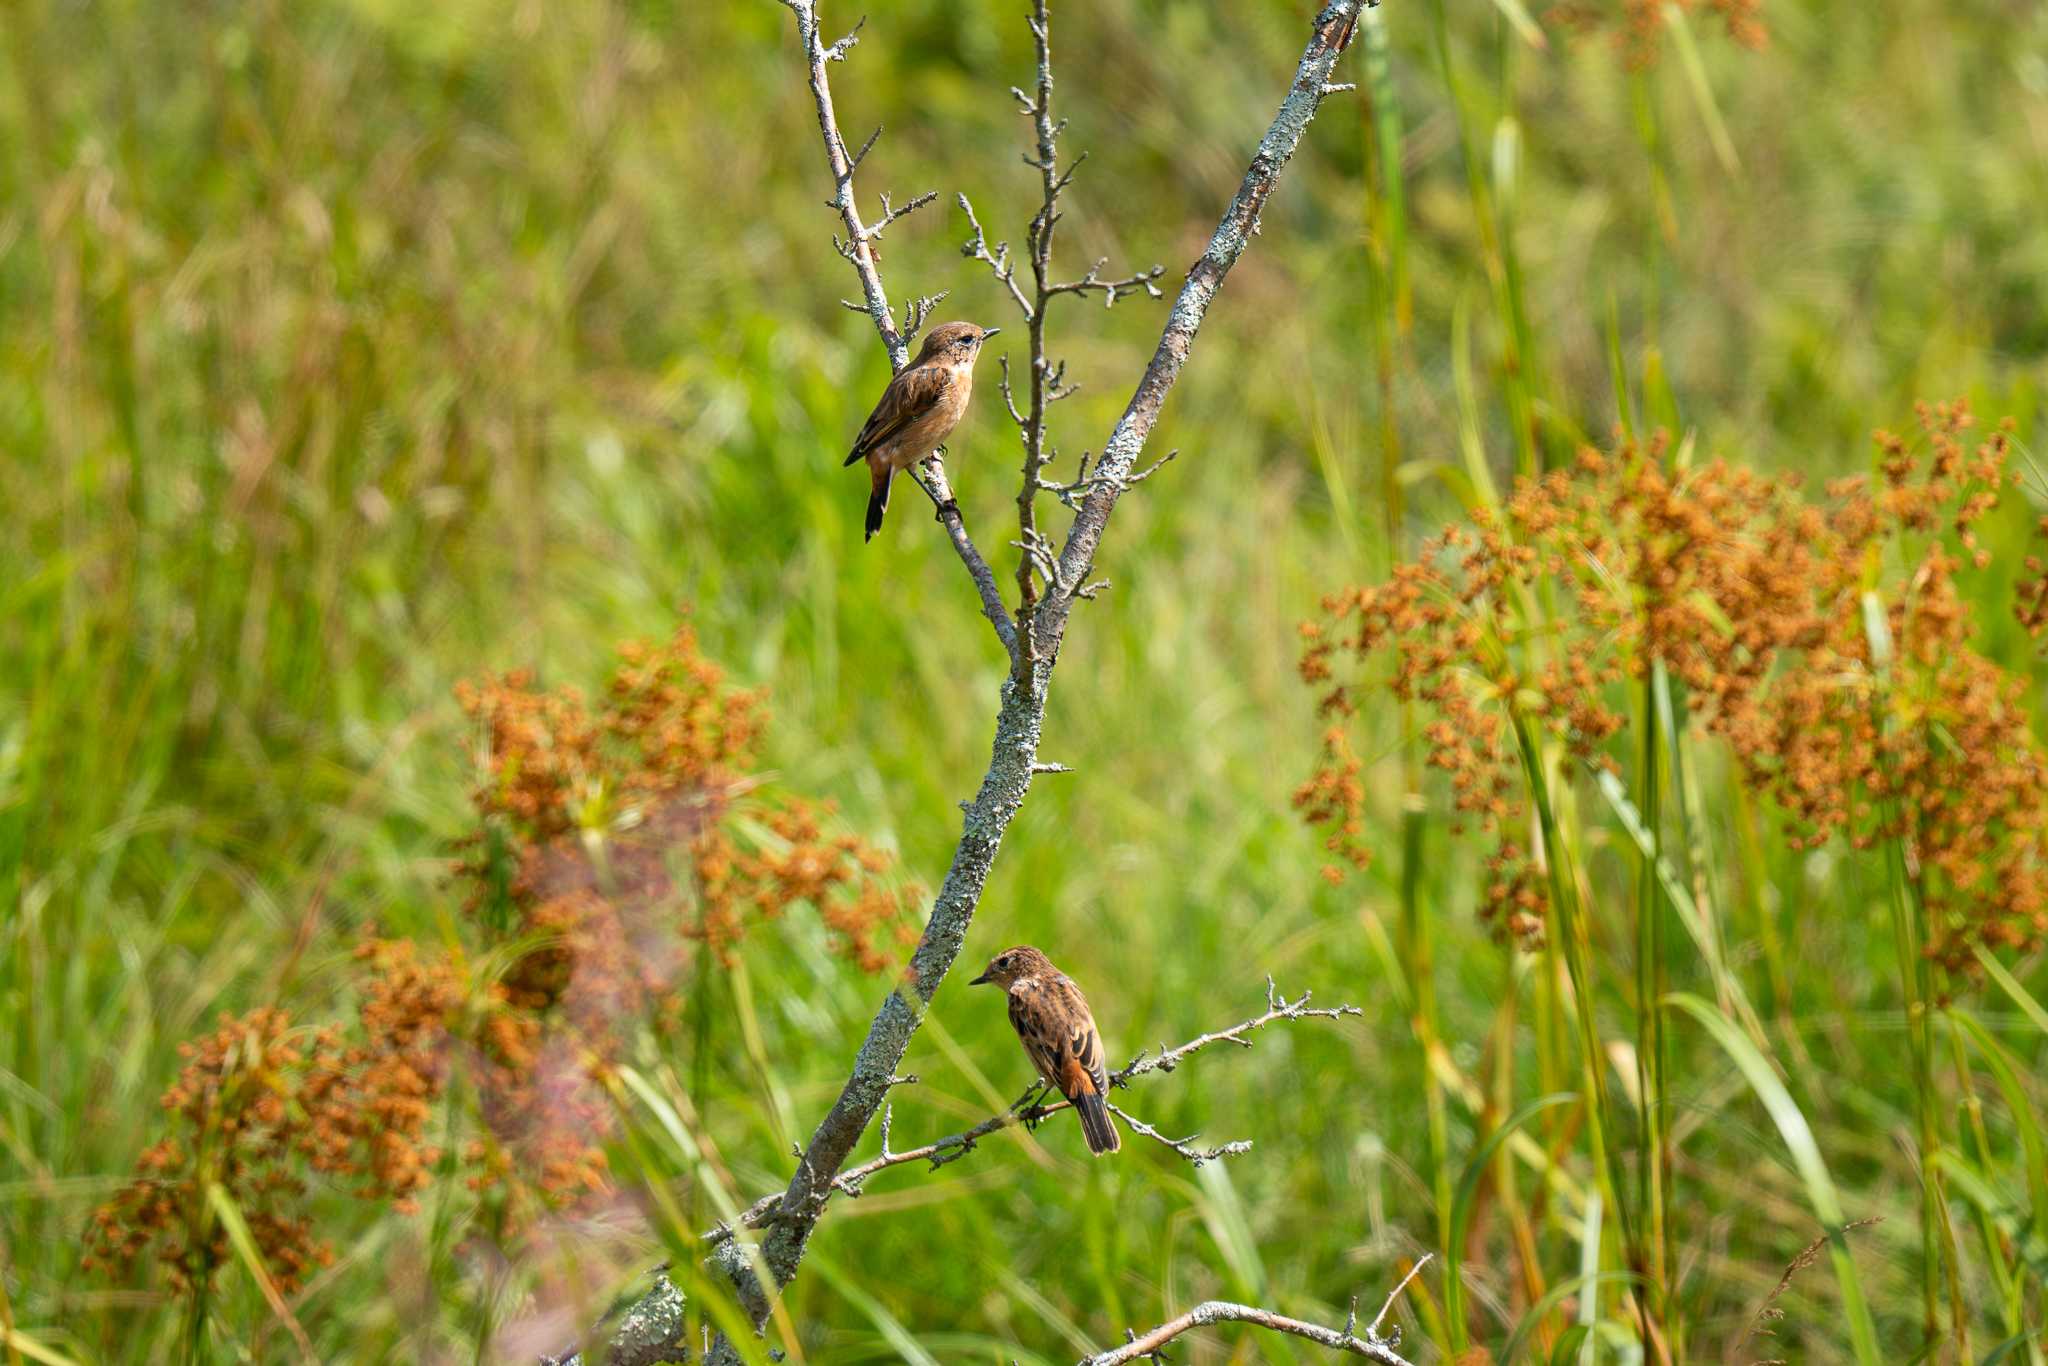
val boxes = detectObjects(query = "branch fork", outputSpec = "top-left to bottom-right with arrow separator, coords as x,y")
663,2 -> 1372,1360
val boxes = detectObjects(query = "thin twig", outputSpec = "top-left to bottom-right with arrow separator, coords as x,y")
686,4 -> 1369,1359
699,981 -> 1357,1246
1115,977 -> 1362,1083
1080,1294 -> 1418,1366
775,0 -> 1018,664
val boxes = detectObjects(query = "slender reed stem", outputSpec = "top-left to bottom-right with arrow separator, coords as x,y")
1635,664 -> 1674,1360
1511,716 -> 1635,1336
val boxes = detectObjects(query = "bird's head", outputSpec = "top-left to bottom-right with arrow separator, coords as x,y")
968,945 -> 1054,988
916,321 -> 1000,364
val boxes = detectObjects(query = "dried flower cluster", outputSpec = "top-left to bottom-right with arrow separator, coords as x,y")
92,623 -> 921,1296
1301,404 -> 2048,964
2018,515 -> 2048,644
85,1010 -> 329,1295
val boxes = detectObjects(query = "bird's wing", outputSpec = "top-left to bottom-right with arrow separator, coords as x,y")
1009,977 -> 1107,1100
845,363 -> 952,466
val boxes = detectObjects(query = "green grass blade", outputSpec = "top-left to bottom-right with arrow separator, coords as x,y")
1665,993 -> 1881,1364
1948,1010 -> 2048,1255
1933,1151 -> 2048,1281
1661,4 -> 1741,176
204,1182 -> 314,1364
1575,1189 -> 1601,1365
1592,764 -> 1764,1040
1488,0 -> 1549,49
1447,1093 -> 1573,1349
1974,946 -> 2048,1037
0,1330 -> 81,1366
1501,1270 -> 1642,1365
808,1251 -> 943,1366
1981,1333 -> 2035,1365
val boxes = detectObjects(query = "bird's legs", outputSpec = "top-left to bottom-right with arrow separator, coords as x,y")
911,450 -> 958,519
1013,1079 -> 1057,1130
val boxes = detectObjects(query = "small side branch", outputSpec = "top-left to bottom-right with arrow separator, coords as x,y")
1081,1266 -> 1426,1366
1038,448 -> 1177,512
1046,257 -> 1167,307
908,463 -> 1019,657
777,0 -> 1017,665
1104,1102 -> 1251,1166
1116,977 -> 1360,1083
958,192 -> 1035,322
702,981 -> 1358,1245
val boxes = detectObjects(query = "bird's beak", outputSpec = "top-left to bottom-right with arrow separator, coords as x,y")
968,968 -> 993,985
981,327 -> 1001,339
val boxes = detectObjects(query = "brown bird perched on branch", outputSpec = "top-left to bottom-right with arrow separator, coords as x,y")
843,321 -> 999,541
969,945 -> 1121,1154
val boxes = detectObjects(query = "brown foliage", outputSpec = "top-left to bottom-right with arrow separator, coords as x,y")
92,621 -> 921,1294
84,1010 -> 331,1296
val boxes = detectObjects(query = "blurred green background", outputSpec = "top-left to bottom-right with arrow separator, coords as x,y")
5,0 -> 2048,1360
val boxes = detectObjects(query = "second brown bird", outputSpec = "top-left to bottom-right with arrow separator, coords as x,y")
969,945 -> 1121,1155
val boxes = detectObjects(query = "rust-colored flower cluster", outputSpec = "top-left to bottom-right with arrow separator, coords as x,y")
1301,404 -> 2048,965
85,1010 -> 329,1295
300,941 -> 468,1213
93,622 -> 922,1296
2017,515 -> 2048,644
86,949 -> 532,1293
458,624 -> 916,975
1718,405 -> 2047,968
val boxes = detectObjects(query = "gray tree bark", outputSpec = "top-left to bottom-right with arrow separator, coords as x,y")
584,4 -> 1376,1361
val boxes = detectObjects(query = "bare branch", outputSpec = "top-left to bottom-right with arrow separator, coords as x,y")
905,463 -> 1017,653
902,289 -> 949,341
1081,1290 -> 1420,1366
996,353 -> 1028,428
1104,1102 -> 1252,1165
1370,1256 -> 1433,1339
1038,447 -> 1177,511
1116,978 -> 1361,1083
873,188 -> 937,235
958,192 -> 1035,321
1035,0 -> 1370,647
699,980 -> 1357,1253
1046,256 -> 1168,307
848,123 -> 882,171
775,0 -> 1017,664
684,4 -> 1369,1360
820,14 -> 864,61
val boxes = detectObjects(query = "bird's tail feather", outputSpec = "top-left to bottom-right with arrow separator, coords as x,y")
1074,1091 -> 1120,1155
864,465 -> 892,542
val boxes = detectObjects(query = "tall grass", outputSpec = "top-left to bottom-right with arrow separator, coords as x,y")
5,0 -> 2048,1361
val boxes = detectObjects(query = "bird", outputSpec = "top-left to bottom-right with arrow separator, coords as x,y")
969,945 -> 1121,1155
843,321 -> 1000,541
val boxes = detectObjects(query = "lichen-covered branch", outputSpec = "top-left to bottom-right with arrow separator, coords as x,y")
1081,1299 -> 1413,1366
957,0 -> 1166,676
1038,2 -> 1373,649
692,979 -> 1358,1254
681,2 -> 1370,1360
1081,1258 -> 1428,1366
775,0 -> 1018,663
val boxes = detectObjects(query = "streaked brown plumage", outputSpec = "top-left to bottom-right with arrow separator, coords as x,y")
843,321 -> 999,541
969,945 -> 1120,1155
